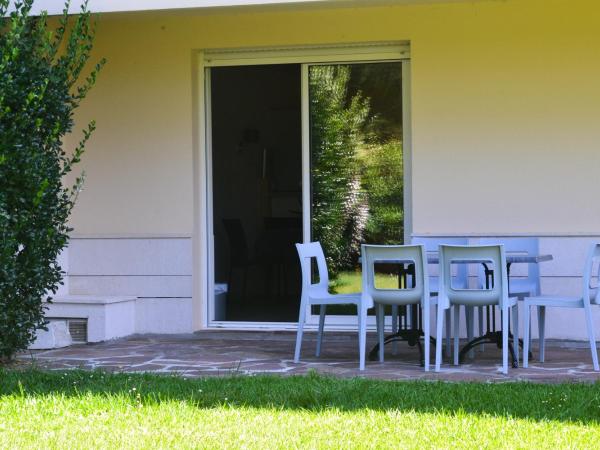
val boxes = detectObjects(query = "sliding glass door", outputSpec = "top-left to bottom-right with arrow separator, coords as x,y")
204,48 -> 408,327
306,62 -> 404,319
210,64 -> 303,323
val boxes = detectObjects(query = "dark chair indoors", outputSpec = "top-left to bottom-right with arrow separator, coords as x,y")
222,218 -> 257,301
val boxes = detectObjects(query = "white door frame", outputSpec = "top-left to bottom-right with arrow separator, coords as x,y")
193,43 -> 411,330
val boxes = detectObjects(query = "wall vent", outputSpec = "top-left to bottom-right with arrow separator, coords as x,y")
67,319 -> 88,343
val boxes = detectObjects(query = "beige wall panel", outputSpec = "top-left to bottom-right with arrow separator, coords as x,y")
135,298 -> 194,334
67,0 -> 600,235
70,275 -> 192,298
69,238 -> 192,275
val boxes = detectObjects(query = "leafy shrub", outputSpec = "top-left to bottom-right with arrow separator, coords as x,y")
309,65 -> 369,275
0,0 -> 104,360
361,141 -> 404,244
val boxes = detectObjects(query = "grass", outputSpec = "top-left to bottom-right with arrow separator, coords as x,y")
1,369 -> 600,448
333,270 -> 399,294
323,270 -> 400,315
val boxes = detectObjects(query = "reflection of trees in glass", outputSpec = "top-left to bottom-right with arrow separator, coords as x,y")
360,141 -> 403,244
310,65 -> 369,275
310,63 -> 403,280
348,63 -> 403,144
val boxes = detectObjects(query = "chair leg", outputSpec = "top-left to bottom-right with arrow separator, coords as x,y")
242,267 -> 248,302
528,308 -> 533,354
583,304 -> 599,371
316,304 -> 326,357
523,303 -> 531,368
466,306 -> 474,359
478,306 -> 485,352
453,304 -> 460,366
376,304 -> 385,363
423,302 -> 431,372
294,300 -> 307,363
227,267 -> 234,301
282,262 -> 288,296
502,306 -> 509,375
435,304 -> 445,372
264,264 -> 272,302
512,303 -> 519,365
358,303 -> 368,371
445,308 -> 452,358
538,305 -> 546,362
391,305 -> 399,332
391,305 -> 399,355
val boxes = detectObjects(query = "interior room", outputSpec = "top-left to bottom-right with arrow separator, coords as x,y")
210,63 -> 303,322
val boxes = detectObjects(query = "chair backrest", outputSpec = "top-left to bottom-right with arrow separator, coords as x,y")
295,242 -> 330,295
411,236 -> 469,283
438,244 -> 509,308
222,219 -> 249,265
582,243 -> 600,305
361,244 -> 429,306
478,237 -> 540,294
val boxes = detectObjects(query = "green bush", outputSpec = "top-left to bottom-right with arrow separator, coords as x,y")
361,140 -> 404,244
0,0 -> 104,360
309,65 -> 369,275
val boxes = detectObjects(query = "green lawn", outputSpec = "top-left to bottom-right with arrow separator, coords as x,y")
323,270 -> 400,315
333,270 -> 399,294
1,369 -> 600,448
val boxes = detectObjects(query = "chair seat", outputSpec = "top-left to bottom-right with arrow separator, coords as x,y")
524,296 -> 584,308
448,296 -> 518,308
308,292 -> 361,306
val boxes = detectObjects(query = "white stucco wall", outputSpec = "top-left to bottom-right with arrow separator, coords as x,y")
60,0 -> 600,339
67,0 -> 600,237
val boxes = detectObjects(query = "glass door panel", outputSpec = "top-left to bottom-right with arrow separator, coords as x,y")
308,62 -> 404,315
211,64 -> 302,322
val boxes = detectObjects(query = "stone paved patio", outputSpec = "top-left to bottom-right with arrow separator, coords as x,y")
17,331 -> 600,382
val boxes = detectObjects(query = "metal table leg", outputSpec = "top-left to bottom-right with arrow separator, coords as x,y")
457,263 -> 521,368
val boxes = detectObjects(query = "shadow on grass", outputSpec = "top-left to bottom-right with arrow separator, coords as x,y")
1,368 -> 600,424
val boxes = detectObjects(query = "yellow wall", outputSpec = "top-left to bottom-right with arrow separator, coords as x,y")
68,0 -> 600,236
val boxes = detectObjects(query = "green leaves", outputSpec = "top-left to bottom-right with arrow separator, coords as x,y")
361,141 -> 404,245
310,65 -> 370,276
0,0 -> 103,360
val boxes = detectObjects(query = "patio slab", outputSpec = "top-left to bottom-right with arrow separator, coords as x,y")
15,331 -> 600,382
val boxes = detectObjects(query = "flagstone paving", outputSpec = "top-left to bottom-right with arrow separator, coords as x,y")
16,331 -> 600,382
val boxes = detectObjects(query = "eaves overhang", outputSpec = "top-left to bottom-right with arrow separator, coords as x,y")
13,0 -> 486,16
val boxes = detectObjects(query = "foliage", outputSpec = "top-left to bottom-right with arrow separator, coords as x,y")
309,65 -> 369,275
361,140 -> 404,244
347,62 -> 403,144
2,369 -> 600,448
310,64 -> 404,280
0,0 -> 104,360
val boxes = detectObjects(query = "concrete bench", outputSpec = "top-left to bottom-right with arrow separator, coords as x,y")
30,295 -> 137,349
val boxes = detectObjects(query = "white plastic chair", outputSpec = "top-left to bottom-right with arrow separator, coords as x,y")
523,243 -> 600,371
478,238 -> 541,299
478,237 -> 541,351
435,244 -> 518,374
361,244 -> 431,371
412,237 -> 469,357
294,242 -> 366,369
